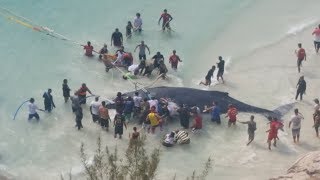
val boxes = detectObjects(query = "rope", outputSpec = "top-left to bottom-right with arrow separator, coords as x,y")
1,7 -> 160,97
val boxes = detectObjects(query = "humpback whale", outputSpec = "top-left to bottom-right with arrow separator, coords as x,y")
107,86 -> 293,118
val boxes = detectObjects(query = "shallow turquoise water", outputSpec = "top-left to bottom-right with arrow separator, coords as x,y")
1,0 -> 320,179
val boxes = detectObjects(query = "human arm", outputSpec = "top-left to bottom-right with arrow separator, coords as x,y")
111,34 -> 113,46
289,120 -> 292,128
52,98 -> 56,108
158,16 -> 162,25
134,45 -> 139,52
178,56 -> 182,62
146,46 -> 150,54
120,33 -> 123,44
87,88 -> 92,95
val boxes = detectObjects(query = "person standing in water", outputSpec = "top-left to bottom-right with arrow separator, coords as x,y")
134,41 -> 150,61
158,9 -> 173,31
225,104 -> 238,127
75,106 -> 83,130
123,96 -> 134,122
43,89 -> 55,113
314,98 -> 320,112
152,52 -> 165,69
169,50 -> 182,71
90,96 -> 100,123
28,98 -> 43,121
77,83 -> 93,104
133,92 -> 142,118
289,108 -> 303,143
217,56 -> 225,83
62,79 -> 71,103
114,113 -> 127,139
111,28 -> 123,47
312,24 -> 320,53
295,43 -> 306,73
199,66 -> 215,86
71,93 -> 80,113
313,109 -> 320,137
204,101 -> 221,124
177,104 -> 190,129
266,117 -> 279,150
126,21 -> 133,38
114,92 -> 125,114
295,76 -> 306,101
129,127 -> 140,140
239,115 -> 257,146
99,101 -> 111,131
191,110 -> 202,133
99,44 -> 108,60
83,41 -> 94,57
146,106 -> 162,134
133,13 -> 143,32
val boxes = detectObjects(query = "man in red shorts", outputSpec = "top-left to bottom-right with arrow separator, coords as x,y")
158,9 -> 173,31
169,50 -> 182,70
225,104 -> 238,127
266,117 -> 278,150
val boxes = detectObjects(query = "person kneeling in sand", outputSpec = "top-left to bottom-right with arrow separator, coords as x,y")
162,132 -> 175,147
174,130 -> 190,144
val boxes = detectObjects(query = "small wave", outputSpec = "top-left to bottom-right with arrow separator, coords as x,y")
235,18 -> 320,61
287,18 -> 318,35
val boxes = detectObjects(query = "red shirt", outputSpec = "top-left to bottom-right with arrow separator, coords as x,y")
78,86 -> 89,96
194,115 -> 202,129
297,48 -> 306,60
161,13 -> 172,23
84,45 -> 93,56
169,55 -> 180,65
312,28 -> 320,36
227,107 -> 238,121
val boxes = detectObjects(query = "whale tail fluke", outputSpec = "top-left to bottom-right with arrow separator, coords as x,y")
272,103 -> 295,118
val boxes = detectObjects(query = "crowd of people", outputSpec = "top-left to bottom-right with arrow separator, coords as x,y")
81,9 -> 181,82
23,7 -> 320,151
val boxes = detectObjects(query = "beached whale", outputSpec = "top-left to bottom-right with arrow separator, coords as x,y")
107,86 -> 293,118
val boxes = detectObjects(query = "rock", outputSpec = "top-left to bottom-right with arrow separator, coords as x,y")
271,151 -> 320,180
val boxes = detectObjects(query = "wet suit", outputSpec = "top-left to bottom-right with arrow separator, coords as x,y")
295,79 -> 306,100
43,92 -> 55,112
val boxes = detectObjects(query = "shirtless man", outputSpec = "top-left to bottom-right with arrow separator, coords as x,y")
134,41 -> 150,61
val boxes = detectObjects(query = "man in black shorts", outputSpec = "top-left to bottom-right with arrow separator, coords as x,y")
111,28 -> 123,47
217,56 -> 225,83
114,113 -> 127,139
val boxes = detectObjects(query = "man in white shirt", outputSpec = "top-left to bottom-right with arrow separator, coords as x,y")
133,92 -> 142,118
28,98 -> 42,121
133,13 -> 142,32
289,108 -> 304,143
90,96 -> 101,123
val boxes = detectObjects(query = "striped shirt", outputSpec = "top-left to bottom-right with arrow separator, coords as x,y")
174,131 -> 190,144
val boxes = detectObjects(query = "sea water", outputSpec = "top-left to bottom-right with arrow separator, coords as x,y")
1,0 -> 320,179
